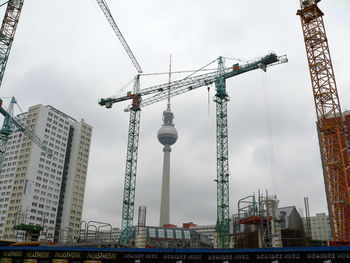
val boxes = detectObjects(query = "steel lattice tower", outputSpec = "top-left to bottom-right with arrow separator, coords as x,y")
0,0 -> 25,170
297,0 -> 350,241
0,0 -> 24,88
214,57 -> 230,248
120,77 -> 141,243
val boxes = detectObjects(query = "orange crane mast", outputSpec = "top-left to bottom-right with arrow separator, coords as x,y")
297,0 -> 350,241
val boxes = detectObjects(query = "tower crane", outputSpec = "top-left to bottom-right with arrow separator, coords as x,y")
99,52 -> 288,247
0,0 -> 24,88
95,0 -> 143,244
297,0 -> 350,242
0,97 -> 53,167
0,0 -> 25,169
95,0 -> 142,74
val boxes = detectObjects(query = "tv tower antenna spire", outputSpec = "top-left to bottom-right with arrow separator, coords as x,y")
167,54 -> 172,109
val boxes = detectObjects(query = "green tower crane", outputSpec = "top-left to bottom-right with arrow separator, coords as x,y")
0,0 -> 25,169
0,98 -> 52,159
215,56 -> 231,248
99,52 -> 287,247
0,0 -> 25,87
0,96 -> 15,165
95,0 -> 143,243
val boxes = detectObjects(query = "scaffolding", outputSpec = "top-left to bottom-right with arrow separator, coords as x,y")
13,210 -> 44,242
233,191 -> 282,248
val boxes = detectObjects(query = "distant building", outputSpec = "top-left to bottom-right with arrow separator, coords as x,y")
75,223 -> 213,248
232,193 -> 283,248
188,224 -> 216,244
0,104 -> 92,241
134,226 -> 212,249
278,206 -> 304,230
278,206 -> 306,247
304,213 -> 332,241
231,203 -> 306,248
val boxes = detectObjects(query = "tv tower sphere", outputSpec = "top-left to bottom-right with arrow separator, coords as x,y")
157,107 -> 178,146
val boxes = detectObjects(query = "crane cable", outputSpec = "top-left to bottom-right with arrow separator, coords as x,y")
4,98 -> 37,136
262,72 -> 277,195
183,57 -> 218,80
16,100 -> 32,130
0,1 -> 9,8
113,77 -> 134,98
167,54 -> 172,107
140,68 -> 218,77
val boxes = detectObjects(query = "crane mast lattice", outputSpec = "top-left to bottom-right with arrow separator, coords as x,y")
0,0 -> 24,87
297,0 -> 350,241
0,98 -> 52,161
214,57 -> 230,247
120,76 -> 141,243
95,0 -> 143,243
96,0 -> 142,74
0,0 -> 25,170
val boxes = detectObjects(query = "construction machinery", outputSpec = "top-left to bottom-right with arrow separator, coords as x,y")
95,0 -> 143,244
0,0 -> 25,168
236,191 -> 282,248
0,97 -> 52,168
0,0 -> 24,88
99,52 -> 287,247
95,0 -> 142,74
297,0 -> 350,241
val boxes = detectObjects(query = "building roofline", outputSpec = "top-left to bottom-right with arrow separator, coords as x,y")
278,206 -> 296,210
45,105 -> 77,123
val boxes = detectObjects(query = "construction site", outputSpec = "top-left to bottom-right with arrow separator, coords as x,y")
1,0 -> 350,262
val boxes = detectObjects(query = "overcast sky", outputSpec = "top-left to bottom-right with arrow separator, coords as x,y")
1,0 -> 350,228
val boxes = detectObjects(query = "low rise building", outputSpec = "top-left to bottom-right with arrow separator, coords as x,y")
134,226 -> 212,249
188,224 -> 216,244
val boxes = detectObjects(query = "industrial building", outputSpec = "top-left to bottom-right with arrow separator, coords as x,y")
231,205 -> 306,248
0,104 -> 92,241
230,191 -> 306,248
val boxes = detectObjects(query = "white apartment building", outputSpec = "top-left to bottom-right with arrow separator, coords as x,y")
0,104 -> 92,241
304,213 -> 332,241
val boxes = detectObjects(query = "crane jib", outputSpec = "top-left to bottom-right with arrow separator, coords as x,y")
99,53 -> 287,111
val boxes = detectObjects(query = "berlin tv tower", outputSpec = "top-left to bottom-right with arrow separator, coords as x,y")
157,55 -> 178,226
